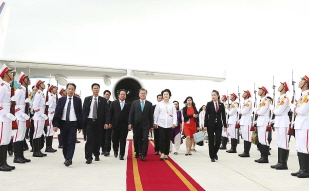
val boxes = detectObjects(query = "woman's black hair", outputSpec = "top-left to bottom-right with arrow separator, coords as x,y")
173,100 -> 179,110
161,89 -> 172,98
199,105 -> 206,113
183,96 -> 195,107
212,90 -> 220,101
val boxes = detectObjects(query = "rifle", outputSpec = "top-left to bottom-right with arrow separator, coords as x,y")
226,90 -> 230,128
288,70 -> 296,136
44,75 -> 51,126
11,67 -> 18,129
266,76 -> 276,131
250,83 -> 257,131
235,86 -> 241,128
25,85 -> 31,128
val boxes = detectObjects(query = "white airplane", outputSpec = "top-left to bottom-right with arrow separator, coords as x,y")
0,59 -> 226,102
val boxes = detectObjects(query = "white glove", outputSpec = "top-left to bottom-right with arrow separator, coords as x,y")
40,114 -> 48,120
21,113 -> 30,120
254,121 -> 257,125
46,102 -> 49,106
10,96 -> 16,102
25,98 -> 30,103
271,119 -> 275,124
5,113 -> 16,121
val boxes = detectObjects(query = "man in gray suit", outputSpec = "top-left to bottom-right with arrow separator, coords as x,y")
129,88 -> 153,162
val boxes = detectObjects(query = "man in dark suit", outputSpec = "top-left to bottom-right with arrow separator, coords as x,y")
204,90 -> 227,162
153,94 -> 163,155
101,90 -> 112,156
53,83 -> 83,167
129,88 -> 153,162
109,89 -> 131,160
82,83 -> 110,164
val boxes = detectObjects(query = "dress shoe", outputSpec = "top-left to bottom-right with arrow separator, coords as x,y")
211,158 -> 215,162
155,151 -> 159,155
114,152 -> 118,158
104,152 -> 110,157
239,152 -> 250,157
65,160 -> 72,167
86,159 -> 92,164
95,157 -> 100,161
297,171 -> 309,178
76,140 -> 80,143
45,147 -> 57,153
254,157 -> 262,162
141,156 -> 146,162
164,157 -> 169,160
33,152 -> 44,157
119,156 -> 124,160
13,157 -> 26,163
270,163 -> 280,169
226,149 -> 237,153
64,160 -> 67,164
258,158 -> 269,163
214,155 -> 218,160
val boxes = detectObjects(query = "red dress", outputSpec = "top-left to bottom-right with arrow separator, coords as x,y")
184,107 -> 196,138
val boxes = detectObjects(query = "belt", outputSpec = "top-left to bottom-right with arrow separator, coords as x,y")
87,118 -> 97,121
16,105 -> 25,108
2,103 -> 11,106
242,114 -> 251,116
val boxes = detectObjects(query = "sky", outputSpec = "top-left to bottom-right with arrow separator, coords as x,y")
1,0 -> 309,108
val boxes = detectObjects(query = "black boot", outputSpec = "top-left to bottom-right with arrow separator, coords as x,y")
258,145 -> 269,163
38,138 -> 47,157
45,136 -> 57,153
226,138 -> 237,153
13,141 -> 25,163
254,144 -> 263,162
33,139 -> 44,157
297,153 -> 309,178
3,145 -> 15,170
291,152 -> 303,176
20,141 -> 31,162
239,141 -> 250,157
0,145 -> 11,171
58,134 -> 63,148
270,148 -> 281,169
219,137 -> 228,150
276,149 -> 289,170
40,135 -> 45,150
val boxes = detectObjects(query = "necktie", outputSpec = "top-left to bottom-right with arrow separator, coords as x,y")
66,98 -> 72,122
93,97 -> 97,119
141,100 -> 145,112
215,102 -> 218,113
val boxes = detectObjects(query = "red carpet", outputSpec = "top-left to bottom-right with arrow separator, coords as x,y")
126,140 -> 205,191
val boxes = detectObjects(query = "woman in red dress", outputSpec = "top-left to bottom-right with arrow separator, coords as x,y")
182,96 -> 200,156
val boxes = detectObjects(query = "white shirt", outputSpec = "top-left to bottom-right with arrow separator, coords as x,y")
87,96 -> 99,119
61,96 -> 77,121
153,100 -> 177,128
0,81 -> 12,122
213,101 -> 219,111
199,110 -> 205,127
119,99 -> 125,110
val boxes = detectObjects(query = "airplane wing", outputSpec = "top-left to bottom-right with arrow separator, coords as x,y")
0,59 -> 226,83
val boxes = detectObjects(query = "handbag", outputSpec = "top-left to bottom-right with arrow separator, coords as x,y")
193,131 -> 204,144
251,131 -> 259,145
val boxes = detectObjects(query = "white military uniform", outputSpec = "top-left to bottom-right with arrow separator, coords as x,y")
222,101 -> 229,138
47,93 -> 56,136
33,89 -> 48,139
228,101 -> 239,139
240,99 -> 252,142
0,81 -> 15,145
273,94 -> 290,150
256,97 -> 270,146
199,110 -> 205,128
294,89 -> 309,154
13,86 -> 30,142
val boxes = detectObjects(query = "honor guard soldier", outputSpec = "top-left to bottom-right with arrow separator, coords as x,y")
239,90 -> 253,157
291,74 -> 309,178
12,72 -> 31,163
271,81 -> 290,170
32,79 -> 48,157
220,95 -> 229,150
0,64 -> 16,171
45,84 -> 57,153
254,86 -> 270,163
226,93 -> 239,153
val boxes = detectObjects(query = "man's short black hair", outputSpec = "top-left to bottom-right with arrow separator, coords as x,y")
117,89 -> 127,95
91,83 -> 100,89
161,89 -> 172,98
157,94 -> 162,99
139,88 -> 147,94
66,83 -> 76,90
104,90 -> 111,95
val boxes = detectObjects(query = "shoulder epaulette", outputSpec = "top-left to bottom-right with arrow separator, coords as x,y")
0,83 -> 4,86
18,87 -> 22,89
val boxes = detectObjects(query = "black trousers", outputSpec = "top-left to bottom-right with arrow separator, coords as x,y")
60,120 -> 77,160
207,123 -> 222,159
133,127 -> 149,157
85,120 -> 102,160
112,127 -> 128,157
154,128 -> 160,152
101,128 -> 112,153
158,127 -> 172,155
29,120 -> 34,149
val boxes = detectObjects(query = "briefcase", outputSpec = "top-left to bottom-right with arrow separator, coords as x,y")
193,131 -> 204,144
